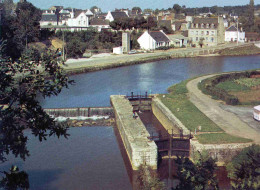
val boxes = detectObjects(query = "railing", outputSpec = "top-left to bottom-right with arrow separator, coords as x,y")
126,92 -> 154,100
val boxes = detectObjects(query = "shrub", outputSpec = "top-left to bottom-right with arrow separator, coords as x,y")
155,46 -> 170,50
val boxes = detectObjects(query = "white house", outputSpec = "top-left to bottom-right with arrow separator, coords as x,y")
137,30 -> 170,50
253,105 -> 260,121
105,11 -> 128,22
225,26 -> 245,42
67,10 -> 89,27
40,14 -> 60,26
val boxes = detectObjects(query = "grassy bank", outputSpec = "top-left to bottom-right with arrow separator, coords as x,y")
158,79 -> 253,144
219,44 -> 260,56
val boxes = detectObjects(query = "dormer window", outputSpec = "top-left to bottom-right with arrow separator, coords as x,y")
196,23 -> 199,28
201,23 -> 204,28
206,24 -> 209,28
211,24 -> 215,28
191,23 -> 194,28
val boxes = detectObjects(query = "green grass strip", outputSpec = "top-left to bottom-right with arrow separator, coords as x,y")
196,133 -> 252,144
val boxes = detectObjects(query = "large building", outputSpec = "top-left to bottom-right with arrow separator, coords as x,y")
188,17 -> 225,46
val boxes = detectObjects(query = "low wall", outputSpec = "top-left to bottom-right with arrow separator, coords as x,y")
44,107 -> 114,117
151,97 -> 190,135
111,95 -> 157,170
190,140 -> 252,163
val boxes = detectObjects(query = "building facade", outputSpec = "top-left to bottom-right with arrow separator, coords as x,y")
225,26 -> 245,42
188,17 -> 225,46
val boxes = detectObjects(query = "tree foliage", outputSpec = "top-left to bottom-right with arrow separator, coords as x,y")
226,144 -> 260,190
173,4 -> 182,14
132,7 -> 142,14
174,151 -> 219,190
2,1 -> 42,60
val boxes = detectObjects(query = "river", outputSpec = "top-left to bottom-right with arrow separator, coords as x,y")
2,55 -> 260,189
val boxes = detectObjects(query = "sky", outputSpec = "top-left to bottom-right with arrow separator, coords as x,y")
14,0 -> 260,12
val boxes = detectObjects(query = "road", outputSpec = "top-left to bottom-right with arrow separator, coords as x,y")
187,74 -> 260,144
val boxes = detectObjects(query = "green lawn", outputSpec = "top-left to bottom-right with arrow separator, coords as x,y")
216,80 -> 250,92
158,79 -> 253,144
159,80 -> 223,132
196,133 -> 252,144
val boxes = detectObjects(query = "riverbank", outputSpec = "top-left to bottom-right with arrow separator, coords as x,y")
62,43 -> 259,75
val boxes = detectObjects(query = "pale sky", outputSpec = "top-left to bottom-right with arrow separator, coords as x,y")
15,0 -> 260,11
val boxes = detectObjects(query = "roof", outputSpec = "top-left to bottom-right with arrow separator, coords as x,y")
193,17 -> 218,25
111,11 -> 128,19
149,31 -> 170,43
158,20 -> 171,27
167,34 -> 188,41
226,26 -> 237,32
90,19 -> 109,26
74,10 -> 85,18
254,105 -> 260,111
173,21 -> 187,31
85,9 -> 93,16
41,14 -> 57,22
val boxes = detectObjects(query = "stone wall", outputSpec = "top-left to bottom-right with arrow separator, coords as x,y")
111,95 -> 158,170
190,140 -> 253,163
151,97 -> 190,135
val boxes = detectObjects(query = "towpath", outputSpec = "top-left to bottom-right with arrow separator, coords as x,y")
186,74 -> 260,144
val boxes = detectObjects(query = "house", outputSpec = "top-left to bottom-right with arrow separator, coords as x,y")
172,20 -> 188,32
89,18 -> 110,31
225,26 -> 245,42
167,34 -> 189,47
253,105 -> 260,121
105,11 -> 129,22
188,17 -> 225,46
40,14 -> 60,26
67,10 -> 90,27
137,30 -> 170,50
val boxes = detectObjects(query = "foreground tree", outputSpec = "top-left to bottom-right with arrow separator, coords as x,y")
174,151 -> 219,190
227,144 -> 260,190
0,41 -> 73,187
2,1 -> 41,60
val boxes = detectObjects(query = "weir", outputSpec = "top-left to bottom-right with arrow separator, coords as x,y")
44,107 -> 114,118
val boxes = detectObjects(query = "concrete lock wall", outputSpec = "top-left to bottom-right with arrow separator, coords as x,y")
110,95 -> 157,170
151,97 -> 190,135
190,140 -> 253,163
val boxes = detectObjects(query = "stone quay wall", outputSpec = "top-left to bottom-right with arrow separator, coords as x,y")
110,95 -> 158,170
190,140 -> 253,163
151,97 -> 190,135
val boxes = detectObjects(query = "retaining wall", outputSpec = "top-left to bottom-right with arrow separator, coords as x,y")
190,140 -> 253,163
111,95 -> 157,170
151,97 -> 190,135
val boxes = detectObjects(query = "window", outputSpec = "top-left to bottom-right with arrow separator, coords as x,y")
79,21 -> 80,25
206,37 -> 208,41
211,24 -> 215,28
196,23 -> 199,28
211,31 -> 215,35
196,37 -> 198,41
201,31 -> 204,35
191,31 -> 194,35
211,37 -> 214,42
206,31 -> 209,35
201,23 -> 204,28
206,24 -> 209,28
196,31 -> 198,35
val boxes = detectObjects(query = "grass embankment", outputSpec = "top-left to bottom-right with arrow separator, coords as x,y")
199,72 -> 260,105
158,79 -> 252,144
219,44 -> 260,56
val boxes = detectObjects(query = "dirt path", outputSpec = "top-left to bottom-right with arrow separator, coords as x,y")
187,75 -> 260,144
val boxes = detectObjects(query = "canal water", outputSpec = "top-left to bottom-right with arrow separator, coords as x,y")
3,56 -> 260,189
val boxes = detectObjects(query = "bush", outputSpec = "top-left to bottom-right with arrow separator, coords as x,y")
155,46 -> 170,50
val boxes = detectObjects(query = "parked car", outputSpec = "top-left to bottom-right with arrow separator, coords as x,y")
128,50 -> 137,54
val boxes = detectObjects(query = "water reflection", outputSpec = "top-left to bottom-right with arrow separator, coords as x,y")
2,127 -> 132,190
39,55 -> 260,108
